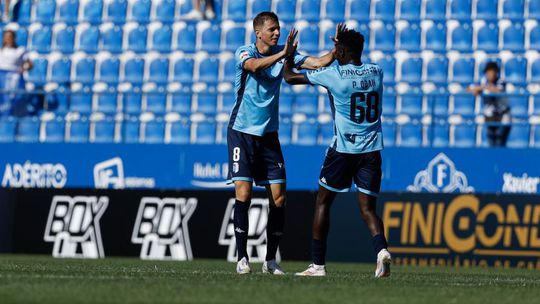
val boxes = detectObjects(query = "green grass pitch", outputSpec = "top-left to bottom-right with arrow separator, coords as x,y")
0,255 -> 539,304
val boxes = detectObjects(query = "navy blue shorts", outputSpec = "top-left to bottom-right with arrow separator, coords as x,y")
227,128 -> 286,186
318,148 -> 382,197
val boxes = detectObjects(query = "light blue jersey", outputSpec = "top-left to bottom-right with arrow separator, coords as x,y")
228,44 -> 307,136
306,63 -> 384,154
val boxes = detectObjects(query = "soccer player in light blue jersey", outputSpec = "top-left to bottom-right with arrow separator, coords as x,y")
228,12 -> 344,275
283,27 -> 392,278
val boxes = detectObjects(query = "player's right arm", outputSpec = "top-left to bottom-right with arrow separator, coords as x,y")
241,29 -> 298,73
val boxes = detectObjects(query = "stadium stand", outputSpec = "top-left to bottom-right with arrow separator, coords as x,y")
0,0 -> 537,148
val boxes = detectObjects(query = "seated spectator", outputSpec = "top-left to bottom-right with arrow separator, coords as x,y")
468,62 -> 511,147
0,29 -> 32,115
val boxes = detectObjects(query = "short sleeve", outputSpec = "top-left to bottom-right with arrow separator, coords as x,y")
235,46 -> 256,69
306,67 -> 336,87
292,50 -> 308,69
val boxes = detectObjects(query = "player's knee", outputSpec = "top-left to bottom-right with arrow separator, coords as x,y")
235,184 -> 252,202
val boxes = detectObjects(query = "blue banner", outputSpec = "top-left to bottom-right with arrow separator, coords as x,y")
0,143 -> 539,194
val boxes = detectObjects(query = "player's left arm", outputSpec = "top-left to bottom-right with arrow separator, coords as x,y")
283,58 -> 311,85
298,23 -> 346,70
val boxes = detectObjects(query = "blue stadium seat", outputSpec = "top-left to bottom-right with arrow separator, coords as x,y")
169,120 -> 191,144
143,119 -> 165,143
279,118 -> 292,145
195,90 -> 218,114
194,121 -> 216,144
507,92 -> 529,117
67,119 -> 90,143
502,0 -> 524,20
198,56 -> 220,83
529,0 -> 540,19
123,88 -> 143,114
475,0 -> 497,20
16,117 -> 40,143
373,0 -> 395,21
248,0 -> 271,19
15,0 -> 33,25
169,88 -> 191,113
531,58 -> 540,83
423,0 -> 446,20
154,0 -> 176,23
15,28 -> 28,48
0,117 -> 16,143
398,0 -> 421,20
348,0 -> 370,22
530,23 -> 540,51
319,121 -> 334,144
175,23 -> 196,53
73,55 -> 96,84
382,121 -> 396,147
26,57 -> 48,86
275,0 -> 297,22
222,25 -> 245,52
80,0 -> 104,24
93,118 -> 116,143
98,55 -> 120,84
49,57 -> 72,84
399,123 -> 423,147
451,57 -> 475,84
504,57 -> 527,84
501,23 -> 524,51
58,0 -> 80,24
218,89 -> 235,113
298,24 -> 320,53
382,89 -> 397,115
149,24 -> 172,52
122,56 -> 145,84
294,120 -> 318,145
105,0 -> 128,24
449,0 -> 472,20
220,55 -> 236,83
101,24 -> 124,53
450,22 -> 473,51
293,88 -> 319,114
145,87 -> 167,114
324,0 -> 345,21
76,25 -> 100,54
533,95 -> 540,115
429,91 -> 449,116
507,124 -> 530,148
373,55 -> 395,84
452,123 -> 476,147
225,0 -> 247,21
298,0 -> 321,21
172,56 -> 195,83
476,22 -> 499,52
53,25 -> 75,54
425,56 -> 448,84
34,0 -> 56,24
424,22 -> 446,52
95,86 -> 119,114
280,88 -> 294,115
129,0 -> 152,23
399,57 -> 423,83
147,56 -> 169,84
70,86 -> 93,113
199,24 -> 221,53
452,93 -> 476,116
29,25 -> 52,54
373,23 -> 395,51
398,22 -> 421,51
126,23 -> 148,53
43,118 -> 65,143
123,118 -> 140,143
534,125 -> 540,148
400,90 -> 423,115
432,122 -> 449,147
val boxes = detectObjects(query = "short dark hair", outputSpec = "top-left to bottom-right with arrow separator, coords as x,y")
253,12 -> 279,30
484,61 -> 499,74
336,28 -> 364,57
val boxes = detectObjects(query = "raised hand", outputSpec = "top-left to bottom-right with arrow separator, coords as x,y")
283,28 -> 298,58
331,23 -> 347,44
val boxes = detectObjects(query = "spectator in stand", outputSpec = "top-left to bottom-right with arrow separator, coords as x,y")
184,0 -> 216,20
468,61 -> 511,147
1,0 -> 19,22
0,29 -> 32,115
